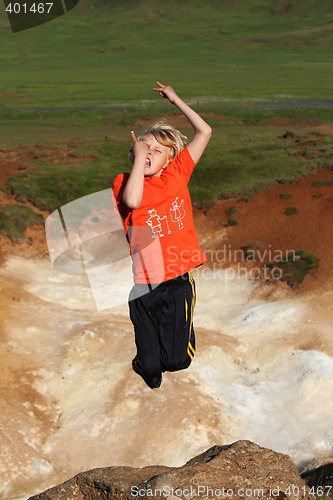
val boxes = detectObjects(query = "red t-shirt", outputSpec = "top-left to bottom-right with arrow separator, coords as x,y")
112,146 -> 207,284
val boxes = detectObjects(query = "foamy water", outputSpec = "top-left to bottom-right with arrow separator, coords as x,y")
1,256 -> 332,498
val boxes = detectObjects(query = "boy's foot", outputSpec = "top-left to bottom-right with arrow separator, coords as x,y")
132,355 -> 162,389
145,373 -> 162,389
132,355 -> 140,374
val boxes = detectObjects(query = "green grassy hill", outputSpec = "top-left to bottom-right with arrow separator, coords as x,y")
0,0 -> 332,107
0,0 -> 333,239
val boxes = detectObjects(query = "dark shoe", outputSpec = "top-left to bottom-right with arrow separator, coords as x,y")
145,373 -> 162,389
132,355 -> 140,374
132,355 -> 162,389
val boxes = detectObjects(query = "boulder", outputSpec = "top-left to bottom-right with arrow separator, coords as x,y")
29,440 -> 311,500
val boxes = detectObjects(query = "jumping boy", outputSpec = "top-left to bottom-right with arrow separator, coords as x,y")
112,82 -> 212,389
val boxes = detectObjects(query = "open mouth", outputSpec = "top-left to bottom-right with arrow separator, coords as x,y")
145,158 -> 151,168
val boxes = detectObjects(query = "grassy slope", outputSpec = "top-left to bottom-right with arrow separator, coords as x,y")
1,0 -> 333,241
5,108 -> 333,212
0,0 -> 332,106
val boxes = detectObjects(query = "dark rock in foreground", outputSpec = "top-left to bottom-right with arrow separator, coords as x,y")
29,440 -> 311,500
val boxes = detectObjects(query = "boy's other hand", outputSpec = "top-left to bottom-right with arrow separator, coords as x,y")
153,82 -> 178,104
131,130 -> 148,159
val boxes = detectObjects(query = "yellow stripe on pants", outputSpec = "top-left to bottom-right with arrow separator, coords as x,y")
187,271 -> 196,359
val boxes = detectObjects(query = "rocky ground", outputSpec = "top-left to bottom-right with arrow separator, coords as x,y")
28,440 -> 316,500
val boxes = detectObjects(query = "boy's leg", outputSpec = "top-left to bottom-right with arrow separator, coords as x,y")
129,288 -> 163,389
158,273 -> 196,373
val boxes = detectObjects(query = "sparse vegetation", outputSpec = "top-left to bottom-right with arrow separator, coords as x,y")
225,206 -> 238,217
264,250 -> 318,287
313,180 -> 333,187
284,206 -> 297,216
0,205 -> 44,243
225,206 -> 239,226
280,192 -> 292,200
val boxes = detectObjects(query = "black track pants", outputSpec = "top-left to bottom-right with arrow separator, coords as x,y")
129,272 -> 196,384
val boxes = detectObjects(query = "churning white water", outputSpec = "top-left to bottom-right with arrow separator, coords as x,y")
0,256 -> 332,499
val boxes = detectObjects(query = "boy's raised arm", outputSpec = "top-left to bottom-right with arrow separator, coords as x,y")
153,82 -> 212,164
121,131 -> 147,210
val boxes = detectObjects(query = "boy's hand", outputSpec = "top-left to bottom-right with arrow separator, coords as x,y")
153,82 -> 178,104
131,130 -> 148,159
153,84 -> 212,164
122,131 -> 147,209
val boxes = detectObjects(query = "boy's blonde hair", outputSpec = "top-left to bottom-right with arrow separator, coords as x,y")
129,119 -> 187,164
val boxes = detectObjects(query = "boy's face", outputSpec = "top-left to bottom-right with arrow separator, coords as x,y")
142,134 -> 171,177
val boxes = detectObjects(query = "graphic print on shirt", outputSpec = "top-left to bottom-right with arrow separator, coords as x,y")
170,197 -> 186,230
146,197 -> 186,238
146,209 -> 171,238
